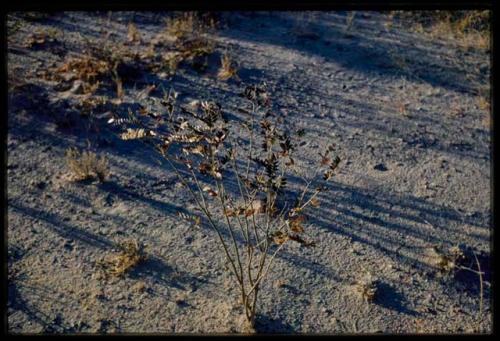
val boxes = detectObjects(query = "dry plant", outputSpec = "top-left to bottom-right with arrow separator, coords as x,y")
112,82 -> 341,328
176,37 -> 215,62
391,10 -> 490,50
53,40 -> 140,97
65,148 -> 109,182
166,12 -> 196,40
425,245 -> 466,274
159,12 -> 219,76
165,12 -> 218,40
477,95 -> 490,112
97,240 -> 146,278
345,12 -> 357,33
217,54 -> 239,81
425,243 -> 486,315
351,273 -> 378,303
159,37 -> 215,76
127,22 -> 141,44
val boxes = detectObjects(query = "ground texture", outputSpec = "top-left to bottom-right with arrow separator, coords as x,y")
7,11 -> 491,334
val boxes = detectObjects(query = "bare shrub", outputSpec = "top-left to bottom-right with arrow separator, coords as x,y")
113,82 -> 342,328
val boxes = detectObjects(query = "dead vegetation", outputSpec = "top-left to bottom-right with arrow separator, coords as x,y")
351,274 -> 378,303
425,244 -> 488,317
65,148 -> 109,182
391,10 -> 490,51
127,22 -> 142,44
165,12 -> 219,40
426,245 -> 465,274
113,81 -> 341,327
217,54 -> 239,81
97,240 -> 146,278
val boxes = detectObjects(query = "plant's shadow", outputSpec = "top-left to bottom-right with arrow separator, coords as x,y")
373,281 -> 420,317
253,313 -> 295,334
129,255 -> 209,293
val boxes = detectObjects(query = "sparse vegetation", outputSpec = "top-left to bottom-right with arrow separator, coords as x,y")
127,22 -> 141,44
426,245 -> 466,274
114,82 -> 341,327
7,11 -> 491,334
352,274 -> 378,303
425,243 -> 488,322
165,11 -> 218,40
217,54 -> 239,81
97,240 -> 146,278
65,148 -> 110,182
391,10 -> 490,50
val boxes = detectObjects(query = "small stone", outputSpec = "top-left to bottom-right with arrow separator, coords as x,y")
69,80 -> 84,94
373,163 -> 388,171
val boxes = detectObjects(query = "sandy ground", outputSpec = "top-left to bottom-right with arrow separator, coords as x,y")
7,11 -> 491,334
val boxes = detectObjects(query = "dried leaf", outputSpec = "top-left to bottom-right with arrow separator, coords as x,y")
310,198 -> 320,207
177,211 -> 201,226
120,128 -> 156,140
289,215 -> 306,233
202,186 -> 218,197
272,231 -> 289,245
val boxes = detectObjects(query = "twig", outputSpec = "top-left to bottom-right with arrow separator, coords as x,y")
472,251 -> 484,316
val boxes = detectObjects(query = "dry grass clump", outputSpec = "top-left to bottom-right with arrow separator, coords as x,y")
52,41 -> 142,97
166,12 -> 197,40
392,10 -> 490,50
425,244 -> 487,316
175,37 -> 215,60
352,274 -> 378,303
165,12 -> 219,40
217,54 -> 239,81
58,55 -> 110,83
160,12 -> 220,76
127,22 -> 141,44
161,37 -> 215,76
425,245 -> 466,274
97,240 -> 146,278
65,148 -> 109,182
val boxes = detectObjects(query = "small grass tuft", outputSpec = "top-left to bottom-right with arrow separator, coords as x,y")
97,240 -> 146,278
426,245 -> 465,274
65,148 -> 110,182
217,54 -> 239,81
352,274 -> 378,303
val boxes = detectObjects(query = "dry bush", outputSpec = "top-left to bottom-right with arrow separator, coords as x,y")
53,41 -> 142,97
113,82 -> 342,328
392,10 -> 490,50
65,148 -> 109,182
97,240 -> 146,278
217,54 -> 239,81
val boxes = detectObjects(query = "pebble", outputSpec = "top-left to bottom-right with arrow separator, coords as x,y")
373,163 -> 388,171
68,80 -> 84,95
